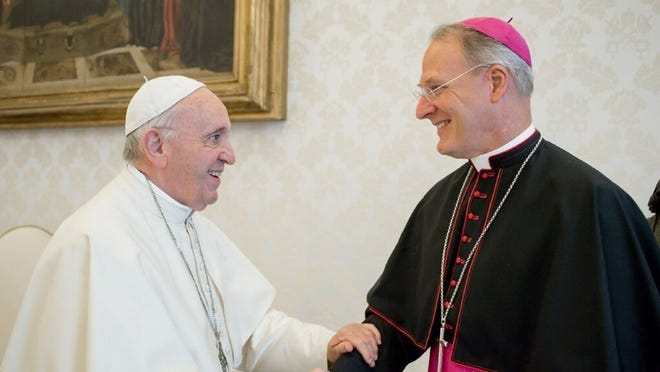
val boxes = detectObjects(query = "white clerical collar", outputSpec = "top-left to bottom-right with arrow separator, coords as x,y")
126,164 -> 193,223
470,125 -> 536,171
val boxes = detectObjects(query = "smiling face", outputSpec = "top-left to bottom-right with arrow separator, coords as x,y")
162,88 -> 236,211
415,37 -> 495,159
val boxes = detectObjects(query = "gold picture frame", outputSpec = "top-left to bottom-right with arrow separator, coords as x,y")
0,0 -> 289,129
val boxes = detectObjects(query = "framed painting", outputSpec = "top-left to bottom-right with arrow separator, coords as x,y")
0,0 -> 289,129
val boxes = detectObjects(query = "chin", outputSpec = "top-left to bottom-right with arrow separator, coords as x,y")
203,196 -> 219,208
436,143 -> 449,155
436,145 -> 460,159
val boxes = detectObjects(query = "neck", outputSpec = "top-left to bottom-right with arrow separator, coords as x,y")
133,161 -> 176,206
488,96 -> 532,151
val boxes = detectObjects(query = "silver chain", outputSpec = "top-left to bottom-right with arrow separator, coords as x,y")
438,136 -> 543,346
144,174 -> 230,371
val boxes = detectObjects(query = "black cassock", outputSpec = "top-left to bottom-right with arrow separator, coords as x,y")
331,131 -> 660,372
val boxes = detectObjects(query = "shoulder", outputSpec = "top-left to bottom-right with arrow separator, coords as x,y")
48,173 -> 148,258
535,141 -> 645,219
540,141 -> 609,180
539,140 -> 627,194
60,180 -> 134,236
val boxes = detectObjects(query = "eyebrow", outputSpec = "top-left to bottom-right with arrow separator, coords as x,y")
418,78 -> 445,88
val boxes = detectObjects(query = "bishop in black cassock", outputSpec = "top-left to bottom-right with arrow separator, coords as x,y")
330,17 -> 660,372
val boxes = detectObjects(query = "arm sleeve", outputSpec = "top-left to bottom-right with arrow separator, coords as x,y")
329,313 -> 426,372
240,309 -> 334,372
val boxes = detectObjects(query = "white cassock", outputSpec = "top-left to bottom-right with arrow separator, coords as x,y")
2,165 -> 333,372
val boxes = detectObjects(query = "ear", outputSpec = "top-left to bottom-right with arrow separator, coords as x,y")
142,129 -> 168,168
488,65 -> 509,103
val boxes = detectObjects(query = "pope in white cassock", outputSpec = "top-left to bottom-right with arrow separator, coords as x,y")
1,76 -> 380,372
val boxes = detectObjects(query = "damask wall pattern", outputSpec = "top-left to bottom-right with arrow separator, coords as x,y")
0,1 -> 658,370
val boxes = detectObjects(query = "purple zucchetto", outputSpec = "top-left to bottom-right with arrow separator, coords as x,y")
460,17 -> 532,67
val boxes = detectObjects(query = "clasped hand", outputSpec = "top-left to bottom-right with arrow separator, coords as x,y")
313,322 -> 381,371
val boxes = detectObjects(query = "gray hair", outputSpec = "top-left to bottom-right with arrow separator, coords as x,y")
430,23 -> 534,97
122,104 -> 181,162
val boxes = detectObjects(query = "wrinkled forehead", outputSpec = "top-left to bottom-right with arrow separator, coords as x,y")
175,89 -> 231,133
435,33 -> 471,57
420,37 -> 468,80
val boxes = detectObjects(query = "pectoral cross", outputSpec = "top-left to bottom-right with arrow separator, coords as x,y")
439,322 -> 448,347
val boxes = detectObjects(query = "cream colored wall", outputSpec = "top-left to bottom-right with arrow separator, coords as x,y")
1,1 -> 658,370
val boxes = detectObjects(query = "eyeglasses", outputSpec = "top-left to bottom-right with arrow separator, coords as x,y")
413,64 -> 491,102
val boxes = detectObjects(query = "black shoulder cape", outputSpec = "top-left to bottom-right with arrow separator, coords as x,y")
362,134 -> 660,371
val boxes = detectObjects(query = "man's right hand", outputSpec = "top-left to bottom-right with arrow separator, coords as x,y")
327,323 -> 381,367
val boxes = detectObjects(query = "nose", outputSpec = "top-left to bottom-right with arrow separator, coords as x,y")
415,97 -> 436,120
220,142 -> 236,165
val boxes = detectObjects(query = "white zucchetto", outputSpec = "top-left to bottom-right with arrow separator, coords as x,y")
125,75 -> 206,136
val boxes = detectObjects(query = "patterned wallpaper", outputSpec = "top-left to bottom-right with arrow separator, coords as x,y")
1,1 -> 658,370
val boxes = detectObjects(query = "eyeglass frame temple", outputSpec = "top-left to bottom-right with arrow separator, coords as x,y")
414,63 -> 492,101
